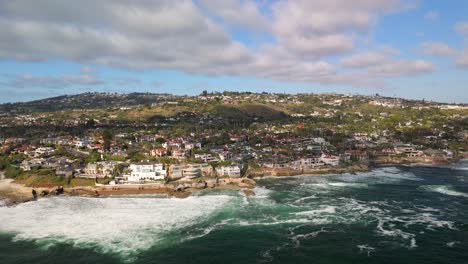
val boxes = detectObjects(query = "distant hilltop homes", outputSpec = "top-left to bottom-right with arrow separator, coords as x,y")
0,92 -> 466,185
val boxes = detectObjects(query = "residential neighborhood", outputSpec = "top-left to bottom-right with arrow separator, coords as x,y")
0,92 -> 466,187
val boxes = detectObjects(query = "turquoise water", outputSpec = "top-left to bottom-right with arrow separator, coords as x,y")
1,161 -> 468,264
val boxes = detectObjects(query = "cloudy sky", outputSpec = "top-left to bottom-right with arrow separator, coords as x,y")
0,0 -> 467,103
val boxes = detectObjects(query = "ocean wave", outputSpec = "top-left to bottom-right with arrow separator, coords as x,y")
300,182 -> 368,189
0,195 -> 232,259
336,167 -> 422,184
293,205 -> 336,216
419,185 -> 468,198
357,244 -> 376,256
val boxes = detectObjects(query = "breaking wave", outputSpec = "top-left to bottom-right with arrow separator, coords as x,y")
0,195 -> 232,260
419,185 -> 468,198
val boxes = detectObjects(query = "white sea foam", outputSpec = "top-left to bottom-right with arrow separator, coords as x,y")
252,186 -> 273,198
357,244 -> 376,256
293,195 -> 318,203
327,182 -> 368,188
290,228 -> 328,247
446,241 -> 459,247
336,167 -> 422,184
0,195 -> 232,258
420,185 -> 468,198
293,205 -> 336,216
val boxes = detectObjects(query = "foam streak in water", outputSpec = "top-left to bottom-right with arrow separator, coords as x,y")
0,195 -> 231,259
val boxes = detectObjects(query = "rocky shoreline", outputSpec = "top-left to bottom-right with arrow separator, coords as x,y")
249,164 -> 370,177
0,177 -> 257,206
1,158 -> 465,206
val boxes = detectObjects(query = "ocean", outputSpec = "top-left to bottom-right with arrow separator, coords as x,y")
1,161 -> 468,264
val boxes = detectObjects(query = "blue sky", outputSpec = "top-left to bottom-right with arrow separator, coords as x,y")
0,0 -> 467,103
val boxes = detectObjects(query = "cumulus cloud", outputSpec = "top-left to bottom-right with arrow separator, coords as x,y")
0,0 -> 252,73
340,52 -> 389,68
455,22 -> 468,35
80,66 -> 96,75
1,73 -> 103,89
424,11 -> 439,21
420,42 -> 456,56
269,0 -> 416,59
456,49 -> 468,68
369,60 -> 436,77
341,51 -> 436,77
0,0 -> 434,90
197,0 -> 269,31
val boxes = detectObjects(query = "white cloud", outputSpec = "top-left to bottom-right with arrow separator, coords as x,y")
424,11 -> 439,21
369,60 -> 436,77
0,0 -> 434,90
197,0 -> 269,31
269,0 -> 415,59
420,42 -> 456,56
80,66 -> 96,74
341,50 -> 436,77
0,1 -> 252,73
2,73 -> 103,89
456,49 -> 468,68
340,51 -> 389,68
455,22 -> 468,35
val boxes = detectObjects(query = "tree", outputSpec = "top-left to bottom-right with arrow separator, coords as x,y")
102,129 -> 113,151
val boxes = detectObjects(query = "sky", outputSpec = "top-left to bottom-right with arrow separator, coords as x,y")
0,0 -> 467,103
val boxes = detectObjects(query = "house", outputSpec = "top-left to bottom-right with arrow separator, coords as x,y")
320,154 -> 340,166
394,144 -> 423,157
194,153 -> 218,163
56,165 -> 75,177
312,137 -> 327,145
20,158 -> 45,171
127,162 -> 166,182
75,138 -> 93,148
216,165 -> 241,177
80,161 -> 125,178
34,147 -> 55,156
172,148 -> 190,160
294,156 -> 322,167
151,148 -> 167,157
182,164 -> 213,179
219,151 -> 232,161
229,134 -> 247,142
344,150 -> 369,161
168,164 -> 185,180
163,138 -> 184,149
185,142 -> 202,150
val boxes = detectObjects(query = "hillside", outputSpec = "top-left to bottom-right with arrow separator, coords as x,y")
0,92 -> 172,113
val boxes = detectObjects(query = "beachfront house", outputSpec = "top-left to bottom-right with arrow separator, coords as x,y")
127,162 -> 166,182
216,165 -> 241,178
80,161 -> 125,178
320,154 -> 340,166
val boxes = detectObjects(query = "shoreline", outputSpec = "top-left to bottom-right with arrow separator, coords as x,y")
1,158 -> 465,206
0,177 -> 257,205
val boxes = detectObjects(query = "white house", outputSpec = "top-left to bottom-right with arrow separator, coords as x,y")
194,153 -> 218,163
216,165 -> 241,177
320,154 -> 340,166
34,147 -> 56,156
80,161 -> 124,178
128,163 -> 166,182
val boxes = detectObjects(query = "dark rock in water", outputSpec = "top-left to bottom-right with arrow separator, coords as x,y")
55,186 -> 64,195
40,190 -> 49,196
243,189 -> 256,196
